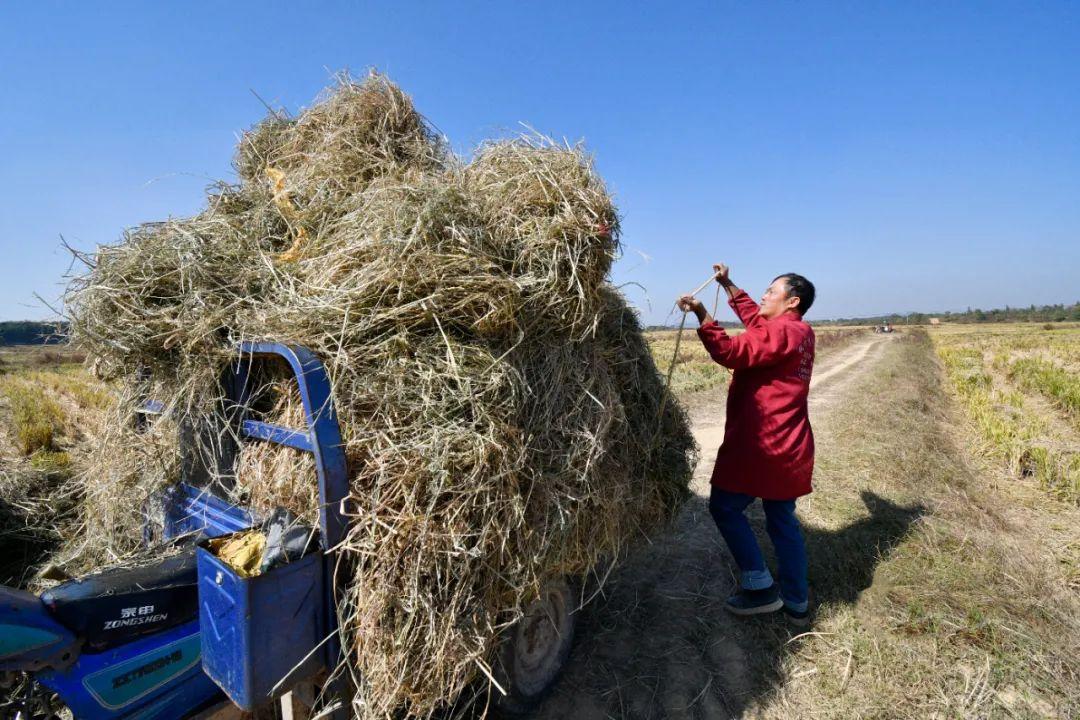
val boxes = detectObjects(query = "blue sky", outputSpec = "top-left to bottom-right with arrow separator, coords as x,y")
1,1 -> 1077,324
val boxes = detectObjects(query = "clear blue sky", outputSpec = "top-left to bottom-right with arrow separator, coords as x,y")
2,1 -> 1078,324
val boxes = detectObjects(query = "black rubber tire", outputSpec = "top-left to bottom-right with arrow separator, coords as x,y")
492,578 -> 576,716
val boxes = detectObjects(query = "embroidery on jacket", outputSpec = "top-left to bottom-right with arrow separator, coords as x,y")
796,335 -> 814,382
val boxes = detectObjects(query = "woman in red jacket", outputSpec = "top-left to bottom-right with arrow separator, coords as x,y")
678,265 -> 816,625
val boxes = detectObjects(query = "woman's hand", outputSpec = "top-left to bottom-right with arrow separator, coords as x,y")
713,263 -> 731,286
677,294 -> 704,313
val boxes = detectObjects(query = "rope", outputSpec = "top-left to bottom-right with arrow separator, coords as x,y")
656,311 -> 687,423
656,271 -> 722,422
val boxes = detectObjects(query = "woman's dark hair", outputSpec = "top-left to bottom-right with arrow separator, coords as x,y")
775,273 -> 815,315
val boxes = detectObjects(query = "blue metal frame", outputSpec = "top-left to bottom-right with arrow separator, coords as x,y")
231,342 -> 349,551
230,342 -> 348,679
160,485 -> 254,541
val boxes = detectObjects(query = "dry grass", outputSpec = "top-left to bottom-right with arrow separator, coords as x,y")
646,329 -> 732,396
62,72 -> 695,718
0,462 -> 80,587
0,345 -> 86,370
0,364 -> 85,587
4,317 -> 1076,716
0,376 -> 67,455
23,368 -> 112,412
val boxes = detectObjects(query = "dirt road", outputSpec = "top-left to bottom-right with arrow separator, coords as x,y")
528,334 -> 890,720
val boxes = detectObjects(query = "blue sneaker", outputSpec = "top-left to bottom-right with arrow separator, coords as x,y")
725,583 -> 783,616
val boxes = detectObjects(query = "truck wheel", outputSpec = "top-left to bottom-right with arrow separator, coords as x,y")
493,578 -> 576,716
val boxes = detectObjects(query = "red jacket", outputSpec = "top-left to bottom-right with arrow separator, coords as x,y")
696,289 -> 815,500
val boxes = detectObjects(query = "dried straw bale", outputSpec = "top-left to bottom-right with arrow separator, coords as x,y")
252,174 -> 522,341
233,73 -> 446,239
231,371 -> 319,521
66,212 -> 279,396
66,72 -> 694,719
464,137 -> 620,337
39,384 -> 181,576
235,75 -> 444,188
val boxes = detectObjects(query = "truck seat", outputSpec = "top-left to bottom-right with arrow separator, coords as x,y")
42,548 -> 199,651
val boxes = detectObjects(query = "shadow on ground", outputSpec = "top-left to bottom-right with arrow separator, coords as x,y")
0,498 -> 64,589
524,490 -> 924,720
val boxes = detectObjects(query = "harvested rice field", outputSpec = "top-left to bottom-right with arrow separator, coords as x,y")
932,323 -> 1080,503
4,4 -> 1078,717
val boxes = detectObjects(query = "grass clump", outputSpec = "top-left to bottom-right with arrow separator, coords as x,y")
29,450 -> 72,478
1,454 -> 80,588
0,377 -> 67,455
24,369 -> 112,412
1008,356 -> 1080,428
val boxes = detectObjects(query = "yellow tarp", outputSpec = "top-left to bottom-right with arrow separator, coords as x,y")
208,530 -> 266,578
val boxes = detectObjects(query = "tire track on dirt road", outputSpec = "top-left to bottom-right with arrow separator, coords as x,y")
809,335 -> 885,391
528,334 -> 892,720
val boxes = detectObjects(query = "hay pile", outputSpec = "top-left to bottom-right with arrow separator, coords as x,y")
66,73 -> 694,718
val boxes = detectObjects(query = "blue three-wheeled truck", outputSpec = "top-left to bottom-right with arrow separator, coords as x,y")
0,343 -> 576,719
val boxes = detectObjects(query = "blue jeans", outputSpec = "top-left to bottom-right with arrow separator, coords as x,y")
708,488 -> 808,612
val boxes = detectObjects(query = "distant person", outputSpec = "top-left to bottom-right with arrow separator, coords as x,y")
677,265 -> 816,626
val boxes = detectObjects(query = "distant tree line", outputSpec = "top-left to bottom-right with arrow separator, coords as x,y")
813,302 -> 1080,327
0,321 -> 68,345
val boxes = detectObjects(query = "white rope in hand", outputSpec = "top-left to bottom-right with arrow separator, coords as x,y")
657,271 -> 722,422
